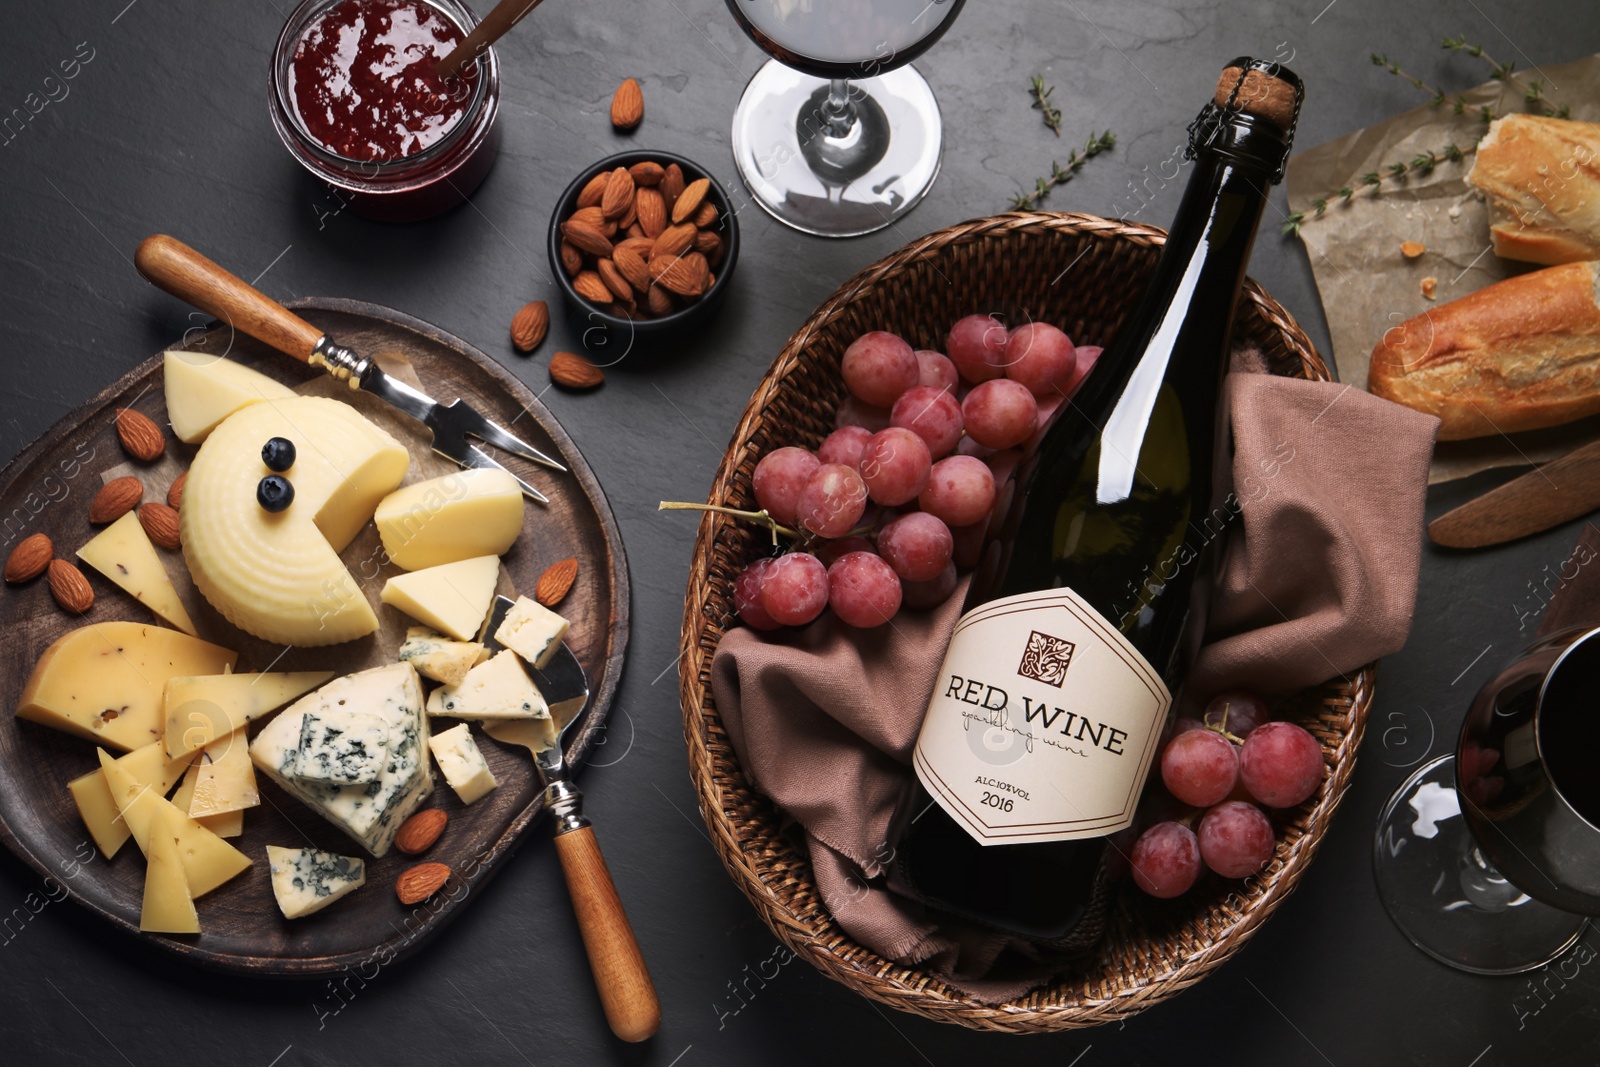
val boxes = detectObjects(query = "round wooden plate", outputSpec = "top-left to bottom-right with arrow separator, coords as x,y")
0,298 -> 629,976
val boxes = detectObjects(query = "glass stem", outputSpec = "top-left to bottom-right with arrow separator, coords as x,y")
822,78 -> 857,138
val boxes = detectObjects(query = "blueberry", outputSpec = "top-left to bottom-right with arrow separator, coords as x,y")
257,474 -> 295,513
262,437 -> 296,472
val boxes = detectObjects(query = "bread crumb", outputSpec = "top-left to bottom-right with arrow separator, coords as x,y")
1421,276 -> 1438,300
1401,241 -> 1426,259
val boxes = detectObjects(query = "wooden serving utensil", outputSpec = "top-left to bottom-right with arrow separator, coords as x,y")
436,0 -> 551,81
1429,439 -> 1600,548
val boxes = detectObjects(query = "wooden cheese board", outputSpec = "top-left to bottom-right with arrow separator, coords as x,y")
0,297 -> 629,976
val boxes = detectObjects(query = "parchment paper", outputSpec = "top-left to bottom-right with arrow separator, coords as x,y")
1285,52 -> 1600,483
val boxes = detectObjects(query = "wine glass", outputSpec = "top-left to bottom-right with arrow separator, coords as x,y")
1373,624 -> 1600,974
725,0 -> 966,237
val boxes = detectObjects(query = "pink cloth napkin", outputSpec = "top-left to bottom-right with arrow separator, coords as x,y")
710,350 -> 1441,1003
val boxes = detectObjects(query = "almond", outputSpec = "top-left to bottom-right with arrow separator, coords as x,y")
661,163 -> 685,212
610,77 -> 644,130
115,408 -> 165,462
48,560 -> 93,614
671,177 -> 710,224
600,167 -> 635,220
138,503 -> 181,550
89,476 -> 144,525
597,258 -> 633,301
694,229 -> 722,258
561,219 -> 613,259
576,171 -> 608,210
616,236 -> 655,260
511,301 -> 550,353
559,241 -> 584,277
635,187 -> 666,238
535,557 -> 579,607
1400,240 -> 1425,259
4,533 -> 52,584
167,470 -> 187,509
628,161 -> 664,187
646,285 -> 675,317
625,222 -> 646,241
550,351 -> 604,390
651,249 -> 708,298
650,223 -> 696,261
618,198 -> 638,231
394,809 -> 448,855
572,270 -> 613,305
612,245 -> 652,293
395,861 -> 451,905
693,201 -> 719,229
570,205 -> 606,230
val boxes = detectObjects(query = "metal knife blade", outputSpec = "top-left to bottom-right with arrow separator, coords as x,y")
1429,440 -> 1600,548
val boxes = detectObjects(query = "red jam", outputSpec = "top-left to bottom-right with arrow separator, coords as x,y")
288,0 -> 476,162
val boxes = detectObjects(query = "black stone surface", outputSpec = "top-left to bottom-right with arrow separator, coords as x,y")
3,1 -> 1599,1064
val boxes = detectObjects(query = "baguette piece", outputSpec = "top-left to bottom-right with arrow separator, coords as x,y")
1467,115 -> 1600,266
1367,260 -> 1600,440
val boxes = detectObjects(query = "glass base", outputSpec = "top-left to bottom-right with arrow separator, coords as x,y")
1374,755 -> 1588,975
730,59 -> 942,238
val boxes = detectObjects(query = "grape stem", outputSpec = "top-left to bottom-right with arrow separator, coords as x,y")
657,501 -> 800,545
1205,702 -> 1246,745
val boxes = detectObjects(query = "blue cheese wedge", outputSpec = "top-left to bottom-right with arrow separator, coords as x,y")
398,626 -> 487,688
426,650 -> 549,720
249,663 -> 432,858
266,845 -> 366,918
493,595 -> 569,669
292,711 -> 389,785
428,724 -> 499,804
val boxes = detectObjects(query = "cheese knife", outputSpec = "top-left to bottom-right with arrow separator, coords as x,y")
1429,440 -> 1600,548
478,596 -> 660,1043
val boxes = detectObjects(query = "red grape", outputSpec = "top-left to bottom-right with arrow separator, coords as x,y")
797,463 -> 868,538
752,446 -> 820,525
1239,722 -> 1323,808
915,350 -> 959,393
918,455 -> 995,527
835,396 -> 891,433
733,558 -> 781,631
1062,344 -> 1101,395
890,385 -> 964,458
1202,690 -> 1271,738
949,520 -> 985,569
1004,322 -> 1077,396
877,511 -> 953,581
946,313 -> 1008,383
1165,717 -> 1207,745
1160,728 -> 1240,808
759,552 -> 828,627
817,535 -> 875,567
818,425 -> 872,468
955,435 -> 996,460
1198,801 -> 1275,878
1130,821 -> 1201,898
858,427 -> 932,506
841,331 -> 918,407
902,561 -> 958,609
962,379 -> 1039,449
827,551 -> 902,628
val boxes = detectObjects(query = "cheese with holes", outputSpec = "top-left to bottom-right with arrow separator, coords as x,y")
163,350 -> 296,444
292,711 -> 389,784
267,845 -> 366,918
77,511 -> 198,636
17,623 -> 236,752
375,468 -> 524,571
181,396 -> 410,646
163,671 -> 332,758
428,723 -> 498,804
494,595 -> 569,669
140,806 -> 200,934
189,731 -> 258,816
426,650 -> 548,720
98,749 -> 251,898
69,742 -> 196,858
380,554 -> 500,641
249,664 -> 432,857
398,627 -> 487,687
172,761 -> 243,837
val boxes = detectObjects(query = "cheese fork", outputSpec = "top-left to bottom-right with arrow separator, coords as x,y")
132,234 -> 564,503
478,596 -> 660,1043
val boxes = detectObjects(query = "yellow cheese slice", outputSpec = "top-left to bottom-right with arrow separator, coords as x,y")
140,805 -> 200,934
77,511 -> 198,636
162,350 -> 296,444
189,732 -> 258,817
98,749 -> 250,898
171,761 -> 245,837
163,671 -> 333,759
380,555 -> 500,641
375,468 -> 524,570
17,622 -> 236,752
67,742 -> 196,858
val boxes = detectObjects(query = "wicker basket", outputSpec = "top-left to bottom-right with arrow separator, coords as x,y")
677,211 -> 1374,1033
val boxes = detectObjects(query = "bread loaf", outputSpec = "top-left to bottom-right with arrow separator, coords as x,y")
1367,260 -> 1600,440
1467,115 -> 1600,266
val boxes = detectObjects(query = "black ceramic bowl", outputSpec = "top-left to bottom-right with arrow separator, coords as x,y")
546,149 -> 740,345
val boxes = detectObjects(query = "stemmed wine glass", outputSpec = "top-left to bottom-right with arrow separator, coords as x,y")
725,0 -> 966,237
1374,624 -> 1600,974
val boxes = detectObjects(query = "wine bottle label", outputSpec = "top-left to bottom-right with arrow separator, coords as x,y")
911,587 -> 1171,846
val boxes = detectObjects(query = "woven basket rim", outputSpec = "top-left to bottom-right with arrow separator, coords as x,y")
678,211 -> 1375,1033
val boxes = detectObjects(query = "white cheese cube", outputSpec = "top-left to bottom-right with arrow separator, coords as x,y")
292,711 -> 390,785
266,845 -> 366,918
426,650 -> 549,720
428,724 -> 499,805
494,595 -> 570,669
398,627 -> 487,688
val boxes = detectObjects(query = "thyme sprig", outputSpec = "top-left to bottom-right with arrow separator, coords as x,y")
1029,74 -> 1063,137
1008,130 -> 1117,211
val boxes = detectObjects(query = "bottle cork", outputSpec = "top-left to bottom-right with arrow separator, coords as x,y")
1213,65 -> 1298,131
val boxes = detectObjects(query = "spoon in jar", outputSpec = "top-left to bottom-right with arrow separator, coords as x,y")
436,0 -> 551,81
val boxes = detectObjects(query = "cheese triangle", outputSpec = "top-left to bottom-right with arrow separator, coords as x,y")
77,511 -> 198,635
171,760 -> 245,837
163,671 -> 333,758
99,749 -> 251,898
162,351 -> 296,444
380,555 -> 501,641
68,742 -> 197,858
140,805 -> 200,934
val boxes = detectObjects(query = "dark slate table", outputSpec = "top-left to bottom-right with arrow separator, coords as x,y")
3,1 -> 1598,1064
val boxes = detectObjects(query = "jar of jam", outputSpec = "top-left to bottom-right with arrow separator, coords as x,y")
269,0 -> 500,222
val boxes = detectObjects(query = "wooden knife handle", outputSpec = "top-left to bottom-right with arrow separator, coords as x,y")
552,824 -> 660,1043
134,234 -> 323,361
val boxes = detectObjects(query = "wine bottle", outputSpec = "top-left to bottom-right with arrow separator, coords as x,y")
893,59 -> 1304,942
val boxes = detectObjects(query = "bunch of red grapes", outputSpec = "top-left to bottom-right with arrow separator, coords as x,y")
1123,691 -> 1324,898
736,315 -> 1101,630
